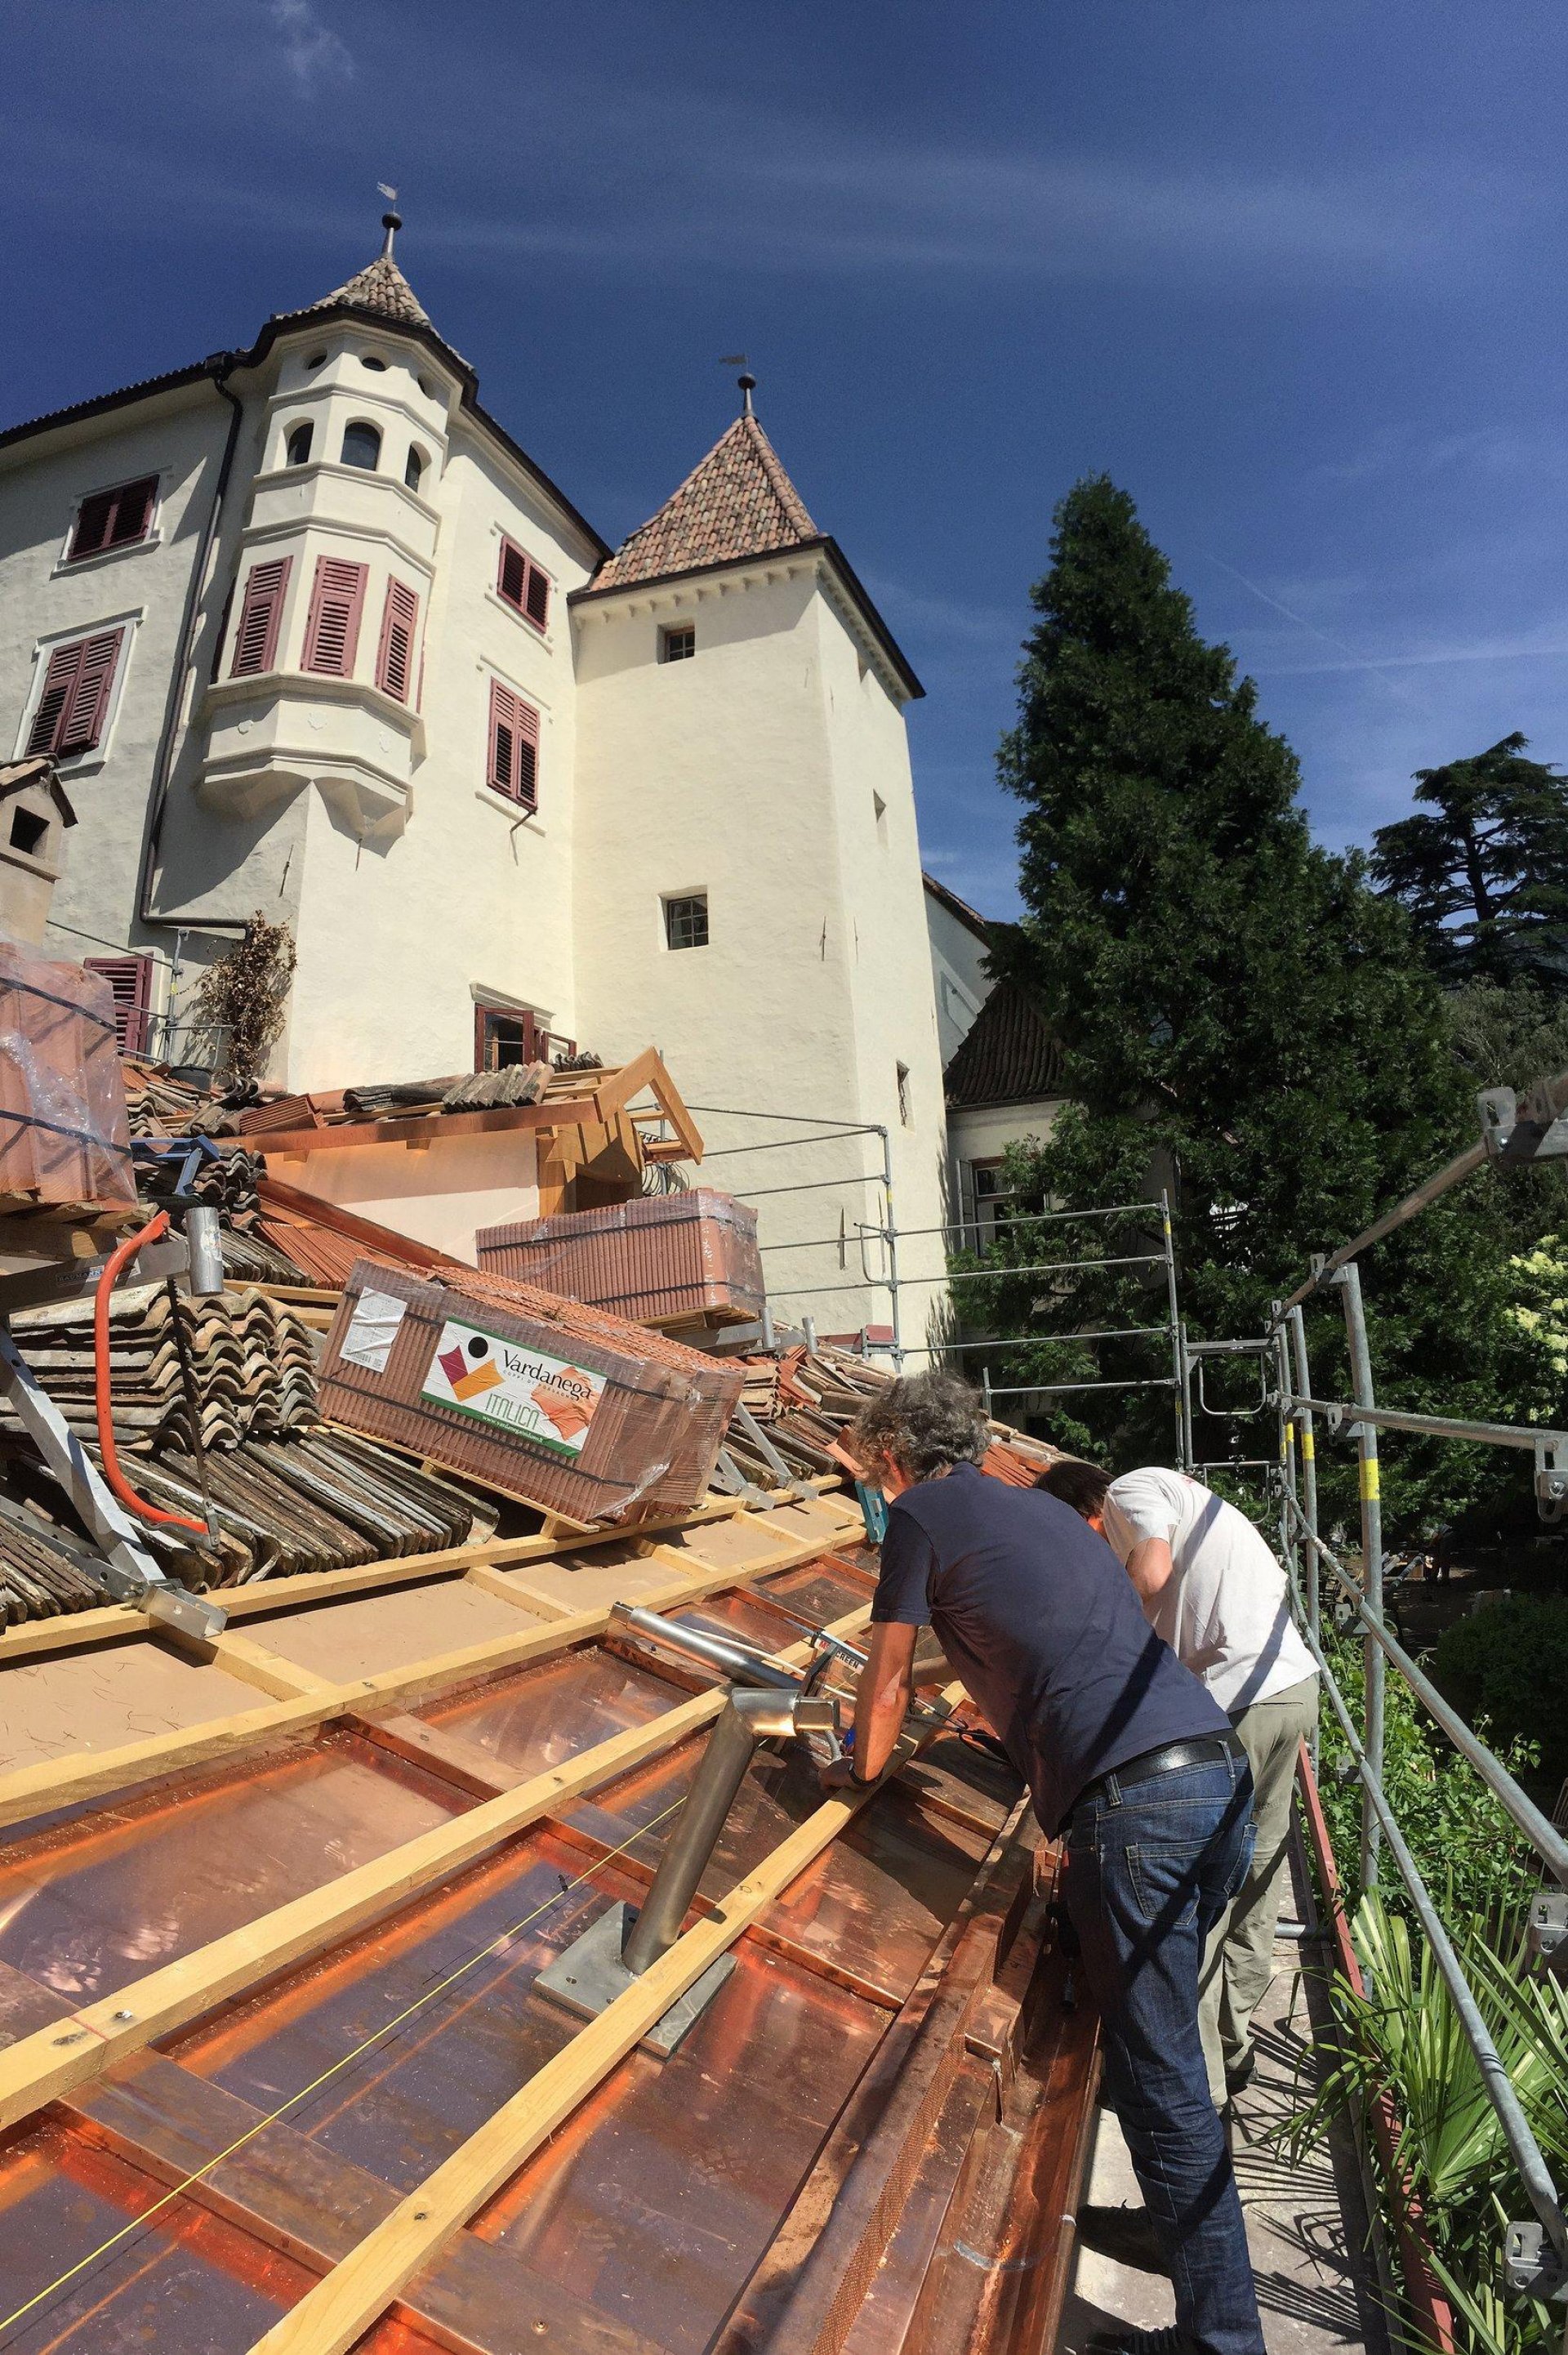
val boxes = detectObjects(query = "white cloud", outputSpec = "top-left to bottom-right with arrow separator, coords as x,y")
268,0 -> 353,95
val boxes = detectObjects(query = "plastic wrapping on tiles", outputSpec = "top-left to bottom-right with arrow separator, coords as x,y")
0,952 -> 136,1207
474,1188 -> 764,1329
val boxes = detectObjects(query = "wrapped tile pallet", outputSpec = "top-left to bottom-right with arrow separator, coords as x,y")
0,944 -> 137,1211
317,1257 -> 746,1528
474,1187 -> 764,1331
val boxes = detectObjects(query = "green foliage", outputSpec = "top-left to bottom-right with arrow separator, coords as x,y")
1432,1596 -> 1568,1791
1370,734 -> 1568,997
1314,1630 -> 1539,1925
989,478 -> 1568,1532
1293,1894 -> 1568,2355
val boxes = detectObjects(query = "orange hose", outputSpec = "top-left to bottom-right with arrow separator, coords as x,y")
94,1209 -> 207,1535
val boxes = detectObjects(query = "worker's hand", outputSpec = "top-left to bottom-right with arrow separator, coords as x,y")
819,1756 -> 863,1790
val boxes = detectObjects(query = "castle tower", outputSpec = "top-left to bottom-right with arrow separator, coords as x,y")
570,383 -> 951,1349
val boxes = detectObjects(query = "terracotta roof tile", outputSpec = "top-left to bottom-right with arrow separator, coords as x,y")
305,250 -> 430,327
943,978 -> 1066,1110
593,414 -> 819,591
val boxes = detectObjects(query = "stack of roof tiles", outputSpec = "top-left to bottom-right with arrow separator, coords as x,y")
5,1282 -> 318,1453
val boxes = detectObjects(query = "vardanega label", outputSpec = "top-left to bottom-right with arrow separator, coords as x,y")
420,1317 -> 606,1459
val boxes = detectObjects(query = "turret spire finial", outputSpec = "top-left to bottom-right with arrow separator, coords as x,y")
376,183 -> 401,257
719,354 -> 755,417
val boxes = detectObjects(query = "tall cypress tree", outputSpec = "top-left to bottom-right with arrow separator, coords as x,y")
984,478 -> 1562,1528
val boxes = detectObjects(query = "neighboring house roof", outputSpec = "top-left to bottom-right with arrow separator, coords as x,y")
590,413 -> 818,591
922,871 -> 991,946
943,976 -> 1066,1109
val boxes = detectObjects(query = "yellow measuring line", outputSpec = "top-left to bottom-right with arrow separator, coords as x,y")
0,1796 -> 688,2343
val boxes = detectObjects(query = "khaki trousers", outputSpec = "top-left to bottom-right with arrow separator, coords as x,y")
1198,1673 -> 1318,2101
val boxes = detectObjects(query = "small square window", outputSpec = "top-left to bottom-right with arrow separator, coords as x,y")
664,893 -> 709,951
660,624 -> 696,663
896,1061 -> 911,1126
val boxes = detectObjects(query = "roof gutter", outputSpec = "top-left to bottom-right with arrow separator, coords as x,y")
135,355 -> 247,939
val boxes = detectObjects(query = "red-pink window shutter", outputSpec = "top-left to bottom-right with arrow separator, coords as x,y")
497,537 -> 550,631
498,539 -> 527,609
230,556 -> 292,677
26,628 -> 124,757
68,476 -> 157,563
488,680 -> 541,809
83,954 -> 153,1054
57,628 -> 123,754
26,642 -> 84,756
375,578 -> 420,702
302,556 -> 368,676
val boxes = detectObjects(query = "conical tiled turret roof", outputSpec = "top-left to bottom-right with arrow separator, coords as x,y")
593,413 -> 820,591
306,247 -> 430,328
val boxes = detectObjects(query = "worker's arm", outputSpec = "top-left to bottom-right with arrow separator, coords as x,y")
1125,1535 -> 1174,1603
822,1620 -> 920,1787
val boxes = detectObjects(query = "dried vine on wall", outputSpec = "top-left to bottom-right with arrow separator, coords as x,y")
194,914 -> 297,1084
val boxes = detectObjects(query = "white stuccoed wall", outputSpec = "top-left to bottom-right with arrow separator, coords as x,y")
571,554 -> 951,1350
925,885 -> 992,1065
268,1126 -> 539,1260
0,382 -> 234,990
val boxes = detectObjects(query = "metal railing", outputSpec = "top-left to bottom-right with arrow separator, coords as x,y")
1257,1068 -> 1568,2317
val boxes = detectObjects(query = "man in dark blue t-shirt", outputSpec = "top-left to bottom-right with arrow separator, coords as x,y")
835,1375 -> 1263,2355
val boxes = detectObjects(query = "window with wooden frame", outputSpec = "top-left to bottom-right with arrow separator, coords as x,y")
497,536 -> 550,631
375,577 -> 420,702
67,476 -> 158,563
229,556 -> 292,677
663,892 -> 709,951
659,623 -> 695,663
24,628 -> 127,759
301,556 -> 368,676
474,1001 -> 542,1071
487,680 -> 540,809
83,954 -> 154,1055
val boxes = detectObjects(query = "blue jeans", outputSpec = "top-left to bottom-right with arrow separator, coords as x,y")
1063,1748 -> 1263,2355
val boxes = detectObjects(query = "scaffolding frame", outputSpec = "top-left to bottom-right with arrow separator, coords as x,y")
1248,1068 -> 1568,2320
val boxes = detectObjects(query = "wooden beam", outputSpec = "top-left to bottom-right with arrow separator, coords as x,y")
253,1177 -> 448,1269
0,1488 -> 797,1669
253,1098 -> 604,1161
0,1505 -> 859,1831
207,1635 -> 338,1702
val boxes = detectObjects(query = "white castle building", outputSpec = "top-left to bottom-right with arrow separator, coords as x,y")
0,216 -> 957,1345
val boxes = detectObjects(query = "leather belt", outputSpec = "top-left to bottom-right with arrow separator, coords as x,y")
1075,1731 -> 1245,1812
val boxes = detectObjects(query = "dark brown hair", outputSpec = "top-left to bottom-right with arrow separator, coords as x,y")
1035,1458 -> 1112,1518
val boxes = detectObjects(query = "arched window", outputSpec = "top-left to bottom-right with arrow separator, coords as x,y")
341,421 -> 381,472
285,422 -> 314,467
403,446 -> 425,493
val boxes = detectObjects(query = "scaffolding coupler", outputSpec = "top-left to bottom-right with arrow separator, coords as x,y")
1478,1081 -> 1568,1166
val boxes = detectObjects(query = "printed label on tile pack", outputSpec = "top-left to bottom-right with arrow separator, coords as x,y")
341,1288 -> 408,1374
419,1317 -> 606,1458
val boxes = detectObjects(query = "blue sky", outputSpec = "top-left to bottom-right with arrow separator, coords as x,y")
4,2 -> 1566,919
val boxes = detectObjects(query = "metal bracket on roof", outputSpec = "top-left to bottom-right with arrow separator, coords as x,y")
1479,1082 -> 1568,1166
1535,1438 -> 1568,1525
731,1403 -> 814,1500
1503,2219 -> 1568,2301
1527,1890 -> 1568,1976
710,1447 -> 771,1509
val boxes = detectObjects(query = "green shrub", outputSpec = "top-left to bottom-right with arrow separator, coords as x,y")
1433,1597 -> 1568,1792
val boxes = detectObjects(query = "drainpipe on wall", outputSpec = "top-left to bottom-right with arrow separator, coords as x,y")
133,354 -> 248,953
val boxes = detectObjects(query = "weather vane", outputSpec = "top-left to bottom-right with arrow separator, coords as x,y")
719,354 -> 756,415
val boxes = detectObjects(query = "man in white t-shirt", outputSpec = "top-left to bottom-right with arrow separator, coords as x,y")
1039,1458 -> 1317,2105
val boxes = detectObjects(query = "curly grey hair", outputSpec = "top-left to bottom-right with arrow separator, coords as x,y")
849,1372 -> 990,1484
